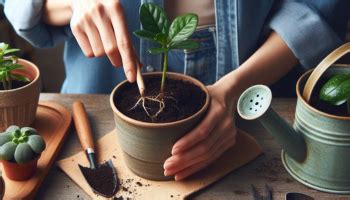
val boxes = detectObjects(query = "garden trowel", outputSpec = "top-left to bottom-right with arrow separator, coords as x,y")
72,101 -> 118,197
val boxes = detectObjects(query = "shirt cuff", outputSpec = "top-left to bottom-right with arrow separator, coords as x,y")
269,1 -> 342,68
3,0 -> 71,48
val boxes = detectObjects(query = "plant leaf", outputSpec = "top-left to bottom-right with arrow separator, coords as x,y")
154,33 -> 168,45
10,74 -> 30,82
148,47 -> 166,54
0,43 -> 9,51
140,3 -> 170,34
168,14 -> 198,43
6,64 -> 23,71
320,74 -> 350,105
169,40 -> 200,49
133,30 -> 156,41
4,49 -> 20,55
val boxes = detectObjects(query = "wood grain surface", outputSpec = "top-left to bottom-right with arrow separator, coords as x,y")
36,94 -> 350,200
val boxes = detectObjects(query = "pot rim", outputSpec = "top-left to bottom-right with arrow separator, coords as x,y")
0,58 -> 40,94
1,154 -> 40,165
296,66 -> 350,121
110,72 -> 210,128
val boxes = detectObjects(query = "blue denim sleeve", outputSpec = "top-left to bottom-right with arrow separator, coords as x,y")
268,1 -> 343,69
1,0 -> 72,48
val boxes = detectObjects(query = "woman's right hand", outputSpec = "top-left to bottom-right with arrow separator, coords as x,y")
70,0 -> 137,82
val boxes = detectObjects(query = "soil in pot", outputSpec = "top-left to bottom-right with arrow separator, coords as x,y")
0,80 -> 28,90
309,77 -> 349,116
114,75 -> 206,123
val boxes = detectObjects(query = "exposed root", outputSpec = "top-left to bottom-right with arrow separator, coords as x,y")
129,92 -> 177,121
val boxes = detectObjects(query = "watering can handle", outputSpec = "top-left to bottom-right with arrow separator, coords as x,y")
303,42 -> 350,102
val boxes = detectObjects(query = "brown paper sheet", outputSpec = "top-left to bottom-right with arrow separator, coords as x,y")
57,129 -> 262,200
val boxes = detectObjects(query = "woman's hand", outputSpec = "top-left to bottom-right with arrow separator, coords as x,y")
163,80 -> 238,181
70,0 -> 137,82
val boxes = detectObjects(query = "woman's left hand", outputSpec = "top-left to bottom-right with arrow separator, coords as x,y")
163,80 -> 238,180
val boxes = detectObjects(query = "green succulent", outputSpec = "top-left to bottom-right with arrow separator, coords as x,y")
0,125 -> 46,164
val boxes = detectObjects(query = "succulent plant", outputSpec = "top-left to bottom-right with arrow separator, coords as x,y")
0,125 -> 46,164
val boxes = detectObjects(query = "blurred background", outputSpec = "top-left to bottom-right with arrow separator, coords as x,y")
0,7 -> 349,94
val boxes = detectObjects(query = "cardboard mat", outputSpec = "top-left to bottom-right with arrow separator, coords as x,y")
57,129 -> 262,200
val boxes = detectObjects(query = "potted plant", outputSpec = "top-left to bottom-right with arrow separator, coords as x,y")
0,125 -> 46,181
0,43 -> 41,131
110,3 -> 210,180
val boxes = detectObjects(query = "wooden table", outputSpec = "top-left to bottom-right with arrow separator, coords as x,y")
36,94 -> 349,200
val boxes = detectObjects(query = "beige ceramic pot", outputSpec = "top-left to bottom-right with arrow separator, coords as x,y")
0,59 -> 41,131
110,72 -> 210,180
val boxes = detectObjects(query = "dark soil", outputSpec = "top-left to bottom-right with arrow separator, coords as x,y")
0,80 -> 28,90
114,75 -> 206,123
309,77 -> 349,116
79,163 -> 118,197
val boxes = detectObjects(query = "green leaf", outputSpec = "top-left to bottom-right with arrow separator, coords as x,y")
0,60 -> 14,68
4,49 -> 20,55
169,40 -> 200,50
0,43 -> 9,51
0,132 -> 13,146
168,14 -> 198,43
10,74 -> 30,82
21,127 -> 37,136
0,141 -> 17,161
148,47 -> 166,54
320,74 -> 350,105
154,33 -> 168,45
140,3 -> 170,34
6,64 -> 23,71
133,30 -> 156,41
27,135 -> 46,154
14,143 -> 33,164
6,125 -> 20,133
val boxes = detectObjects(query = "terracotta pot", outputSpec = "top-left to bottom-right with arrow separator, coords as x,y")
110,72 -> 210,180
2,156 -> 40,181
0,59 -> 42,131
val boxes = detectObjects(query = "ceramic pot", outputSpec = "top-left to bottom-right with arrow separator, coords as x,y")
2,156 -> 40,181
110,72 -> 210,180
0,59 -> 42,131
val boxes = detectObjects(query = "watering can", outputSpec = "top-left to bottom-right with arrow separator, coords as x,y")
237,43 -> 350,194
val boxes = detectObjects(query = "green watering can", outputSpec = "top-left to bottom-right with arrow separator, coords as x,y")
237,43 -> 350,194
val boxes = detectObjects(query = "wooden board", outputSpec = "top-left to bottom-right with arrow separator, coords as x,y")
57,129 -> 263,200
1,102 -> 72,200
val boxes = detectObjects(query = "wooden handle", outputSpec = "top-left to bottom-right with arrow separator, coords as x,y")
303,42 -> 350,102
136,63 -> 145,97
72,101 -> 94,151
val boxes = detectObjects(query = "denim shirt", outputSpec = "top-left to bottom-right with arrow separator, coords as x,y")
1,0 -> 348,93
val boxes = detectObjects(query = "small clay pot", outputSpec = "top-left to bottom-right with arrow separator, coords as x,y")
0,59 -> 42,131
2,156 -> 40,181
110,72 -> 210,180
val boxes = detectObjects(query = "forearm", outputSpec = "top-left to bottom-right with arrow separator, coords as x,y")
43,0 -> 72,26
220,31 -> 298,101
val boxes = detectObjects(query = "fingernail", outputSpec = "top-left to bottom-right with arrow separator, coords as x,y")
172,147 -> 180,155
126,71 -> 134,82
164,170 -> 168,176
164,161 -> 174,169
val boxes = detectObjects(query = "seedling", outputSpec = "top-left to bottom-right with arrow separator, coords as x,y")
133,3 -> 199,119
320,73 -> 350,113
0,125 -> 46,164
0,43 -> 29,90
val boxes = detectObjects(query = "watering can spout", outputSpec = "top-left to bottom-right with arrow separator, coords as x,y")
237,85 -> 306,162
